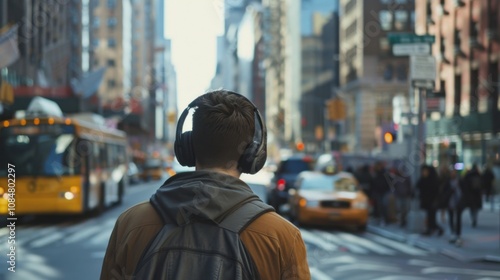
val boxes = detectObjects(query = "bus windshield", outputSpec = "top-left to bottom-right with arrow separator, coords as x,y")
0,125 -> 79,177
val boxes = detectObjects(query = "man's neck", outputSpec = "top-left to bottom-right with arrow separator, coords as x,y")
195,166 -> 241,179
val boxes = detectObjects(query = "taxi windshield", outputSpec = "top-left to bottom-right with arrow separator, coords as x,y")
300,176 -> 335,191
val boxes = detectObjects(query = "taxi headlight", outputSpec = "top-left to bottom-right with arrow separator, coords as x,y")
353,201 -> 368,209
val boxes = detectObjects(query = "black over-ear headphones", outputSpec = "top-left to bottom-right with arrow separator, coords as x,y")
174,91 -> 267,174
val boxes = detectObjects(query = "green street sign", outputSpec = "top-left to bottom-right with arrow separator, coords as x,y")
388,33 -> 435,44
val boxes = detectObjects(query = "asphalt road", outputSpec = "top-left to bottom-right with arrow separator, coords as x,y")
0,179 -> 499,280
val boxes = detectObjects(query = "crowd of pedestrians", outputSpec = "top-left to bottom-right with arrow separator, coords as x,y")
352,161 -> 496,246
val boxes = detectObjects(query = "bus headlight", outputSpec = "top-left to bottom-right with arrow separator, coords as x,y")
2,193 -> 9,200
0,187 -> 4,195
63,192 -> 75,200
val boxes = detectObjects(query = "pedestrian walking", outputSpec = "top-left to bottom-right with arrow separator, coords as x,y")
100,90 -> 310,280
481,164 -> 495,203
462,164 -> 483,227
393,169 -> 412,227
371,161 -> 391,225
417,165 -> 444,236
445,169 -> 464,246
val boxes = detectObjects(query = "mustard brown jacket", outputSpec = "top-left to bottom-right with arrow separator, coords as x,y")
100,171 -> 311,280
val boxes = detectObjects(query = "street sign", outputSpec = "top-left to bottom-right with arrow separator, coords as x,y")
410,55 -> 436,81
388,33 -> 435,44
412,80 -> 435,89
393,43 -> 431,56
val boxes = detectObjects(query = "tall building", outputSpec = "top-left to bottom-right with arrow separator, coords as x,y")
0,0 -> 83,119
416,0 -> 500,167
300,10 -> 340,153
237,3 -> 266,117
261,0 -> 301,155
339,0 -> 415,152
89,0 -> 132,106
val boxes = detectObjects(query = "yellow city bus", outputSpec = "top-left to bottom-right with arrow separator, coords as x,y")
0,116 -> 128,215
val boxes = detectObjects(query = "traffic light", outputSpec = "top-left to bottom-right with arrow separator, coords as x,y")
384,132 -> 396,144
326,98 -> 346,121
296,141 -> 305,151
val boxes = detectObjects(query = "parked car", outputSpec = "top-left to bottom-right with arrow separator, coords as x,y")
288,170 -> 369,231
268,155 -> 314,213
127,162 -> 141,185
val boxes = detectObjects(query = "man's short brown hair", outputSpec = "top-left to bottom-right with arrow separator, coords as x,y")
192,90 -> 255,169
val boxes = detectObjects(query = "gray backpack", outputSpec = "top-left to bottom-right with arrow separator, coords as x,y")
134,200 -> 274,280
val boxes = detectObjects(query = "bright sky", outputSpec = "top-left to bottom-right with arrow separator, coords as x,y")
165,0 -> 224,112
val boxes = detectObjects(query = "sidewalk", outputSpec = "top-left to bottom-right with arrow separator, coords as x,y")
368,206 -> 500,263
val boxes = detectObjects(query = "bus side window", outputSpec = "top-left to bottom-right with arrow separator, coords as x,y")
94,143 -> 101,169
100,143 -> 108,169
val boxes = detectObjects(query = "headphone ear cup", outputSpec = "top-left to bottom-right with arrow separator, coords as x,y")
175,131 -> 196,167
239,141 -> 259,174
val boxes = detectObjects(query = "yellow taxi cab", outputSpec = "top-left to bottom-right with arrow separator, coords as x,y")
140,158 -> 164,181
288,169 -> 369,231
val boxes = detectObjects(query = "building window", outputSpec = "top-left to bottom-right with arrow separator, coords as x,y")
108,80 -> 116,88
470,21 -> 480,48
346,20 -> 357,39
107,0 -> 116,9
427,0 -> 435,25
394,11 -> 408,30
410,11 -> 415,30
93,17 -> 100,28
490,63 -> 499,111
396,64 -> 407,81
108,18 -> 117,28
379,11 -> 392,31
470,69 -> 479,113
108,38 -> 116,48
440,36 -> 448,63
380,38 -> 390,51
384,64 -> 393,80
380,0 -> 391,4
454,29 -> 463,55
345,0 -> 356,15
92,39 -> 99,48
107,59 -> 115,67
454,75 -> 461,115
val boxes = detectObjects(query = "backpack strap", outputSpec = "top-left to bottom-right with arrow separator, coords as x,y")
218,200 -> 274,233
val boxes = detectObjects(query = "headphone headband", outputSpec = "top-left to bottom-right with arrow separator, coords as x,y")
174,91 -> 267,174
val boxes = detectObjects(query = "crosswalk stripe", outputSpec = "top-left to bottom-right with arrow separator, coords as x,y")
337,233 -> 396,255
310,267 -> 334,280
312,230 -> 368,254
63,225 -> 103,244
300,229 -> 337,251
89,229 -> 113,246
30,232 -> 65,248
0,227 -> 8,238
365,233 -> 428,256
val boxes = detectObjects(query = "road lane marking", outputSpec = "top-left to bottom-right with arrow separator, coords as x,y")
313,230 -> 368,254
30,232 -> 65,248
337,233 -> 396,255
310,267 -> 334,280
300,229 -> 337,251
334,263 -> 401,273
89,228 -> 114,246
365,233 -> 428,256
319,255 -> 356,265
407,259 -> 435,267
422,267 -> 500,277
371,276 -> 430,280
